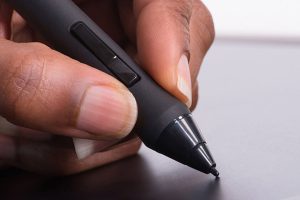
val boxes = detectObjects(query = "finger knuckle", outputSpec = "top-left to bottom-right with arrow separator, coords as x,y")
194,1 -> 215,45
1,47 -> 50,123
166,0 -> 193,27
160,0 -> 193,54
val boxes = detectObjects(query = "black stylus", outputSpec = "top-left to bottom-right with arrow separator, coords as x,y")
7,0 -> 219,177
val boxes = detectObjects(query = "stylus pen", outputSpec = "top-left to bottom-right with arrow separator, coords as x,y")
7,0 -> 219,177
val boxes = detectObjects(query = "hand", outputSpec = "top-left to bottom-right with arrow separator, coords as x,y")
0,0 -> 214,175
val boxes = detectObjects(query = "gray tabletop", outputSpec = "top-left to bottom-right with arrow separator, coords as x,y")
193,39 -> 300,200
1,39 -> 300,200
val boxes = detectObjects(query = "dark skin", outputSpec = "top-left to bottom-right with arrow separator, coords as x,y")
0,0 -> 214,175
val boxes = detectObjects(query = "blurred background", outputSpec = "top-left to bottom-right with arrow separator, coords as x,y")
203,0 -> 300,41
186,2 -> 300,198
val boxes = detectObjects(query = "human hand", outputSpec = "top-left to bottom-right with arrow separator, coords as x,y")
0,0 -> 214,175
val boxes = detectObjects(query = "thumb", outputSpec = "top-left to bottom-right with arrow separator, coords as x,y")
0,40 -> 137,140
134,0 -> 193,107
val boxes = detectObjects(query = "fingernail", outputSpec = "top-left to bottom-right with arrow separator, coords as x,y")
77,86 -> 137,139
73,138 -> 119,159
177,55 -> 192,107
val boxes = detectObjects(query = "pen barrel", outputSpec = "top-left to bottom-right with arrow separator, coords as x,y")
7,0 -> 190,147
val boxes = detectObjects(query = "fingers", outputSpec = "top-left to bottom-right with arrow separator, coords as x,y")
0,40 -> 137,140
188,1 -> 215,109
0,0 -> 12,39
190,81 -> 199,111
0,133 -> 76,174
0,134 -> 15,161
133,0 -> 193,107
10,11 -> 36,43
0,133 -> 141,175
131,0 -> 214,108
189,1 -> 215,85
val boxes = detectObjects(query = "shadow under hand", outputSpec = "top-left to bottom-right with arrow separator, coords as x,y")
0,152 -> 222,200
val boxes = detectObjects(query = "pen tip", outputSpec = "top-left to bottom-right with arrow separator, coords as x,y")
210,167 -> 220,178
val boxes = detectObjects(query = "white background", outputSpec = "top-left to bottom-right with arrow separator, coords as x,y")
202,0 -> 300,40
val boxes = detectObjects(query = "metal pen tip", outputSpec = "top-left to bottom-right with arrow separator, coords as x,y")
210,167 -> 220,178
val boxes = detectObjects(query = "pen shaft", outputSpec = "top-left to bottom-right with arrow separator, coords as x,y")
7,0 -> 190,146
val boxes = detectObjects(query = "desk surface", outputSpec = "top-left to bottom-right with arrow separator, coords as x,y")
1,40 -> 300,200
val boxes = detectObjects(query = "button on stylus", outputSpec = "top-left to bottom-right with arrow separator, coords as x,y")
71,22 -> 140,87
109,57 -> 140,87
